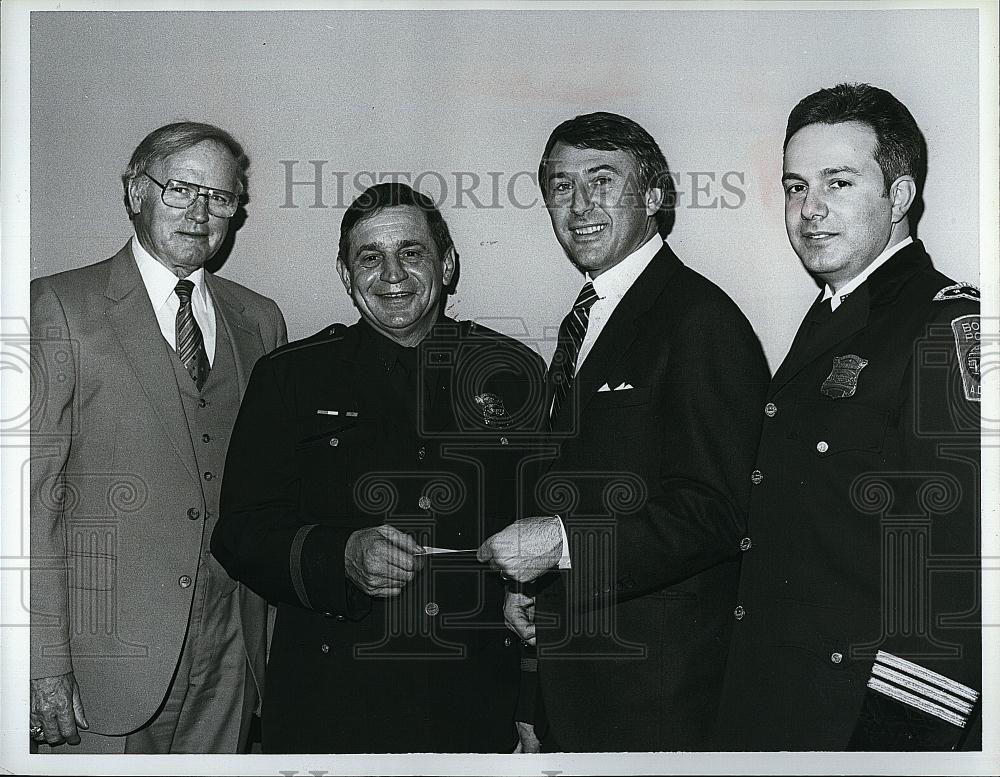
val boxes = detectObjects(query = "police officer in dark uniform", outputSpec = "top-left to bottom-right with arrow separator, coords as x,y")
212,183 -> 545,753
717,83 -> 981,750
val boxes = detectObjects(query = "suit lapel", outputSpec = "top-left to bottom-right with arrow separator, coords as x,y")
770,241 -> 930,392
771,288 -> 869,389
207,275 -> 260,396
103,244 -> 199,482
550,245 -> 681,431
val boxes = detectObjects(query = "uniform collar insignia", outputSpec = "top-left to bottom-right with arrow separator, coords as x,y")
821,354 -> 869,399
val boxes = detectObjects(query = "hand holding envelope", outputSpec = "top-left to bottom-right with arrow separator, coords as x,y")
477,516 -> 564,583
344,524 -> 426,597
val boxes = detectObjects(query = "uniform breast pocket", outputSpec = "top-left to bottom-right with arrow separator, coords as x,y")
294,415 -> 368,454
790,400 -> 889,457
294,416 -> 371,519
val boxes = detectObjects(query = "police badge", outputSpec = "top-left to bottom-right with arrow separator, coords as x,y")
474,392 -> 511,427
820,354 -> 869,398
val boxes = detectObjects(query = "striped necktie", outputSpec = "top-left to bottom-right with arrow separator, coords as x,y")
174,279 -> 210,391
548,281 -> 599,426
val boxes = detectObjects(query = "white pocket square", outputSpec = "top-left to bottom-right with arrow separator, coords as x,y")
598,383 -> 612,392
614,382 -> 634,391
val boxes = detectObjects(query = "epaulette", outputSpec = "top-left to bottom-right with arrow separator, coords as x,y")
933,283 -> 979,303
268,323 -> 348,358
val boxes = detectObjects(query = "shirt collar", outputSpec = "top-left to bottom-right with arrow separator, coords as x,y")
822,236 -> 913,309
588,233 -> 663,302
131,235 -> 208,310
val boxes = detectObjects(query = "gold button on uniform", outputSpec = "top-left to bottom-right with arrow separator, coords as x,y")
500,436 -> 509,445
418,496 -> 431,510
417,446 -> 426,460
329,437 -> 339,447
424,602 -> 440,616
831,652 -> 843,664
816,441 -> 829,453
178,575 -> 192,588
764,402 -> 777,417
750,470 -> 763,485
734,605 -> 745,620
739,537 -> 752,552
321,643 -> 330,654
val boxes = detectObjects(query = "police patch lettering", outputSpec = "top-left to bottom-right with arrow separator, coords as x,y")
821,354 -> 869,398
474,392 -> 511,427
951,315 -> 980,401
933,283 -> 980,303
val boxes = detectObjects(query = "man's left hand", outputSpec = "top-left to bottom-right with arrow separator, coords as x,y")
477,516 -> 563,583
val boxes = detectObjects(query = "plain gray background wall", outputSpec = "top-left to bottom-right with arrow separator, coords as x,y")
29,8 -> 980,370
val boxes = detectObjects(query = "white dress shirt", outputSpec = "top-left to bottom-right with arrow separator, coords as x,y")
132,235 -> 217,365
553,233 -> 663,569
575,233 -> 663,373
822,236 -> 912,311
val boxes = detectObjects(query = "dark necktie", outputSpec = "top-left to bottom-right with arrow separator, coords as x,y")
174,279 -> 210,391
548,281 -> 599,426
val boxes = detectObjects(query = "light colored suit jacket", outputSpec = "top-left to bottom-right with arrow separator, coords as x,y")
30,243 -> 287,735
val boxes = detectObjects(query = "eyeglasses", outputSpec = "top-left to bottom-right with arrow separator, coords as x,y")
143,173 -> 240,218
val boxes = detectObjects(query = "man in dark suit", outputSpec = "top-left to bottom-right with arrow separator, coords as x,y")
478,112 -> 770,751
716,83 -> 981,750
211,182 -> 546,753
29,122 -> 287,753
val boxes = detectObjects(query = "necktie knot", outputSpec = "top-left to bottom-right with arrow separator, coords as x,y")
574,281 -> 599,311
174,279 -> 195,304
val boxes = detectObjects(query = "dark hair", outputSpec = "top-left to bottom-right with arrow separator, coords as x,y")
122,121 -> 249,216
337,182 -> 456,267
784,83 -> 927,195
538,111 -> 675,237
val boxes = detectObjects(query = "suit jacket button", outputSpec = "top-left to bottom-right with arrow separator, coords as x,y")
202,434 -> 211,443
734,605 -> 746,620
830,652 -> 843,664
418,496 -> 432,511
320,643 -> 330,654
329,437 -> 339,447
424,602 -> 439,616
750,469 -> 764,485
198,398 -> 208,408
739,537 -> 752,552
178,575 -> 192,588
203,471 -> 214,481
764,402 -> 777,418
816,440 -> 829,453
186,507 -> 200,520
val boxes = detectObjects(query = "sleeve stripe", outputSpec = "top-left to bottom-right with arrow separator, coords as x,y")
875,650 -> 979,702
871,663 -> 975,715
867,678 -> 968,728
290,524 -> 317,610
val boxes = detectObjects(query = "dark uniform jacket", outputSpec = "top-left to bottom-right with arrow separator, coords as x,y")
716,239 -> 981,750
533,245 -> 771,751
212,317 -> 546,753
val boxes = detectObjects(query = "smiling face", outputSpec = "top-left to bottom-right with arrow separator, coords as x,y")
543,143 -> 662,277
337,205 -> 455,347
127,140 -> 240,278
782,121 -> 913,290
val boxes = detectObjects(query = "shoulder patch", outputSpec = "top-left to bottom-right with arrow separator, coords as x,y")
934,283 -> 979,303
951,315 -> 980,402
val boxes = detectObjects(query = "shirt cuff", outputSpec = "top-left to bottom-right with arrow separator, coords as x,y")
555,514 -> 571,569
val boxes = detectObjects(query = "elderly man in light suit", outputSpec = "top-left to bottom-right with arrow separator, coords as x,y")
29,121 -> 287,753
